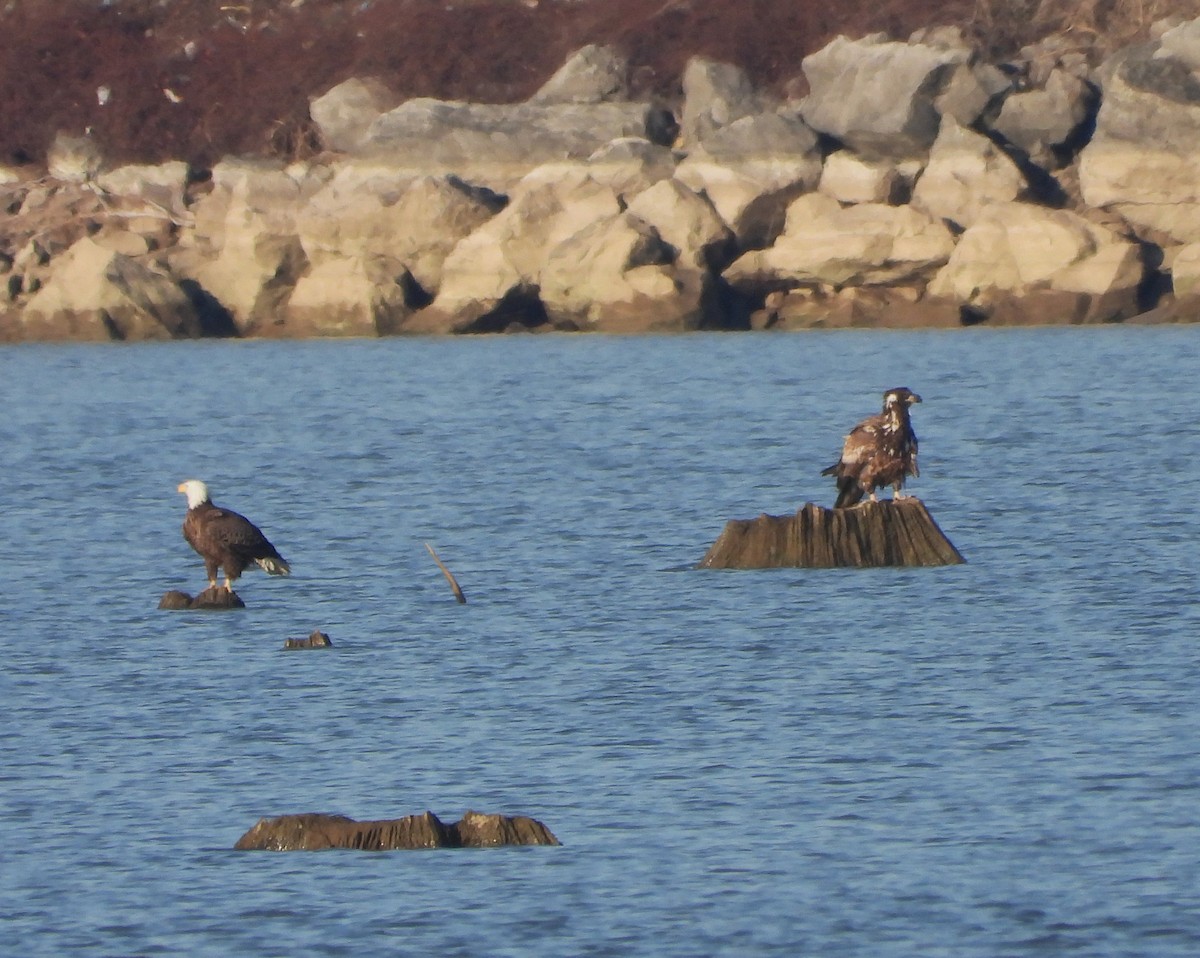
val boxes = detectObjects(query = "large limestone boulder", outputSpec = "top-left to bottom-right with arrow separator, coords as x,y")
21,237 -> 202,341
625,178 -> 737,269
990,68 -> 1099,167
529,44 -> 629,105
175,159 -> 323,333
413,170 -> 623,333
819,150 -> 909,204
674,103 -> 822,249
186,158 -> 320,256
674,158 -> 819,250
723,192 -> 955,289
284,256 -> 411,337
538,211 -> 717,332
1171,242 -> 1200,296
799,34 -> 973,157
188,199 -> 307,335
1079,23 -> 1200,242
928,202 -> 1144,323
296,172 -> 503,293
309,77 -> 398,153
911,117 -> 1027,227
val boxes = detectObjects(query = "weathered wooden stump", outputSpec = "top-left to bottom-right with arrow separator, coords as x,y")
283,630 -> 333,650
158,586 -> 246,609
233,810 -> 560,851
699,498 -> 965,569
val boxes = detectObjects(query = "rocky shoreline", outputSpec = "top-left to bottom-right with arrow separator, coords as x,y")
4,18 -> 1200,342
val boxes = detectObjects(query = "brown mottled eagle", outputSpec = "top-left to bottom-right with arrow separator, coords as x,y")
822,388 -> 921,509
177,479 -> 291,592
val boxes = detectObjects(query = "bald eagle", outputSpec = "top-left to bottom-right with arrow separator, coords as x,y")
821,388 -> 921,509
177,479 -> 291,592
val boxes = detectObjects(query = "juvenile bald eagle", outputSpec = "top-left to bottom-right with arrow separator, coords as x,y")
822,388 -> 921,509
177,479 -> 291,592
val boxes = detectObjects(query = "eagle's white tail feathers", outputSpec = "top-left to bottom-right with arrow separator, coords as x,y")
257,557 -> 291,576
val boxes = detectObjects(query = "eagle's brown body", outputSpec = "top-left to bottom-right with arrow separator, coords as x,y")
822,388 -> 921,509
178,481 -> 290,591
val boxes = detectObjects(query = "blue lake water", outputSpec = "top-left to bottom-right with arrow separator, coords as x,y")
1,327 -> 1199,957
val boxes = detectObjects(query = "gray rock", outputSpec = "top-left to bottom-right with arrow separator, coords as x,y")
529,44 -> 629,105
800,34 -> 972,157
696,110 -> 820,161
309,77 -> 399,153
990,68 -> 1098,166
362,98 -> 673,171
935,62 -> 1011,127
680,58 -> 766,146
1078,29 -> 1200,242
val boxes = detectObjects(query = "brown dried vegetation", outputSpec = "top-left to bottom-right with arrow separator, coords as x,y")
0,0 -> 1190,170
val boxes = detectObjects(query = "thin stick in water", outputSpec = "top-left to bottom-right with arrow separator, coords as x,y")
424,541 -> 467,604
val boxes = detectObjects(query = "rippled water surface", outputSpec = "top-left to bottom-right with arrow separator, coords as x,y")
2,328 -> 1199,957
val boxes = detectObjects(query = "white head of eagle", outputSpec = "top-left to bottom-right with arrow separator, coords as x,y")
821,388 -> 922,509
179,478 -> 211,510
177,479 -> 291,593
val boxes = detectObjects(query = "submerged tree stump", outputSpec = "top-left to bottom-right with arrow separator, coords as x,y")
234,810 -> 560,851
699,498 -> 965,569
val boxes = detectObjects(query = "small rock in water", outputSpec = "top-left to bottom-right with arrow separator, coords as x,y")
158,587 -> 246,610
283,629 -> 332,650
158,590 -> 193,610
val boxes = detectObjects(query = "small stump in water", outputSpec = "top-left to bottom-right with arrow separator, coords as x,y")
234,810 -> 560,851
283,630 -> 333,650
158,587 -> 246,610
699,498 -> 965,569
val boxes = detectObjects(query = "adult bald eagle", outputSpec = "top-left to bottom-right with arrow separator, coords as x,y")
177,479 -> 291,592
822,388 -> 921,509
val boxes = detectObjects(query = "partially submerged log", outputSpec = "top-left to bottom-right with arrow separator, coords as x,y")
699,497 -> 965,569
283,630 -> 333,650
234,810 -> 560,851
158,586 -> 246,609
